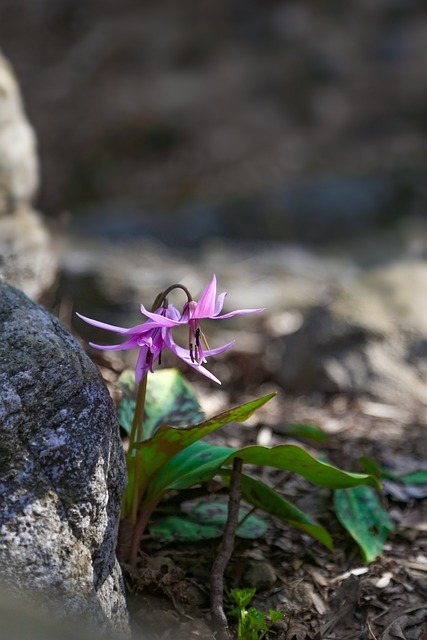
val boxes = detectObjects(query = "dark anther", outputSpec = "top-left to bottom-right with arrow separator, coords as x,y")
195,327 -> 201,347
158,351 -> 162,365
190,344 -> 194,363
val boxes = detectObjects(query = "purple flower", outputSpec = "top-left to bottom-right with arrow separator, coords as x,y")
139,275 -> 265,364
76,303 -> 233,384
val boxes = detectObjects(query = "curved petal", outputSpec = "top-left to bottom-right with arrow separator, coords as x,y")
135,346 -> 150,384
213,292 -> 227,317
88,335 -> 140,351
192,274 -> 217,319
123,320 -> 167,335
140,304 -> 185,327
213,307 -> 265,320
164,333 -> 235,384
166,338 -> 222,384
76,312 -> 129,334
202,340 -> 235,356
181,359 -> 222,384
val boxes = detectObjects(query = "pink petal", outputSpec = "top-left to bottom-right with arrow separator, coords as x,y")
135,347 -> 150,384
167,339 -> 222,384
192,275 -> 217,319
214,307 -> 265,320
183,360 -> 222,384
165,333 -> 235,384
88,335 -> 140,351
213,292 -> 227,317
202,340 -> 235,356
140,304 -> 184,327
76,312 -> 130,334
124,320 -> 168,335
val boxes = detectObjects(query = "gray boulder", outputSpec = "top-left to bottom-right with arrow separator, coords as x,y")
0,283 -> 129,636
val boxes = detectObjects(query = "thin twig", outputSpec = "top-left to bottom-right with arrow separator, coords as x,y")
210,457 -> 243,640
367,620 -> 378,640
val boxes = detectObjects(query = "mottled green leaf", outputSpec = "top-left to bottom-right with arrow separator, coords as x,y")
136,393 -> 276,506
221,470 -> 333,550
117,368 -> 204,438
334,486 -> 393,563
150,501 -> 268,542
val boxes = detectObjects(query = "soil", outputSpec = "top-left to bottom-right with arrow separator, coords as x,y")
92,350 -> 427,640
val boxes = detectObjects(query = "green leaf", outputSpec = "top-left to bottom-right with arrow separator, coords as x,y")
230,588 -> 256,609
334,486 -> 394,562
147,439 -> 381,507
150,501 -> 268,542
117,368 -> 205,438
221,470 -> 333,550
280,423 -> 328,443
136,393 -> 276,505
401,470 -> 427,485
268,611 -> 284,623
245,608 -> 268,634
359,456 -> 383,478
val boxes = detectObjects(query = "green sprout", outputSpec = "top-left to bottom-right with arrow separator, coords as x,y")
228,588 -> 284,639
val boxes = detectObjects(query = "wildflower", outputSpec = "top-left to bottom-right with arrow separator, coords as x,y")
139,275 -> 265,364
76,304 -> 233,384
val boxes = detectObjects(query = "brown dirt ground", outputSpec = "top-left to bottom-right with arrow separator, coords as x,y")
93,347 -> 427,640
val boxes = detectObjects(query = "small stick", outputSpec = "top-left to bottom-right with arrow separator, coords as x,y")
367,620 -> 378,640
210,457 -> 243,640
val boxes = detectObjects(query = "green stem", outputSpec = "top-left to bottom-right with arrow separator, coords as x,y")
129,376 -> 148,524
129,499 -> 160,571
152,283 -> 193,310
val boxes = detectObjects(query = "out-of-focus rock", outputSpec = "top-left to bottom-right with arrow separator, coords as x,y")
277,261 -> 427,404
0,283 -> 130,637
243,560 -> 277,592
0,205 -> 57,300
0,51 -> 38,209
0,51 -> 56,300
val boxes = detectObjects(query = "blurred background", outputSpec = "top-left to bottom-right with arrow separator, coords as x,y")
2,0 -> 427,401
1,0 -> 427,246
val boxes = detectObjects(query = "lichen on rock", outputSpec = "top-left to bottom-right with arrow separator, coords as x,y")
0,283 -> 129,636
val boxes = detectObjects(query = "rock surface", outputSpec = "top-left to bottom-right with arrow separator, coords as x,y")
0,283 -> 129,636
0,51 -> 56,300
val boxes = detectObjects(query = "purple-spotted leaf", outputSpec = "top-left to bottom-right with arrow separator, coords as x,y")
135,393 -> 276,503
221,470 -> 333,550
150,500 -> 268,542
117,368 -> 205,439
334,486 -> 393,562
